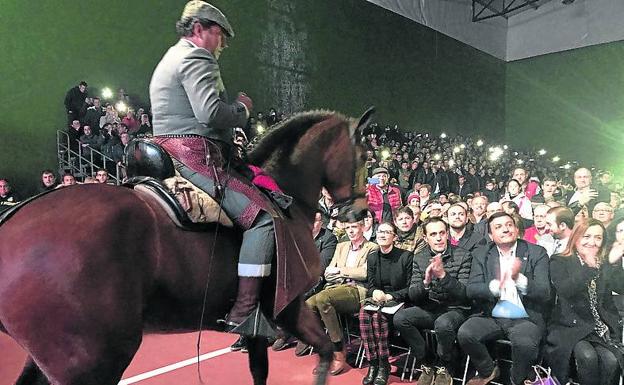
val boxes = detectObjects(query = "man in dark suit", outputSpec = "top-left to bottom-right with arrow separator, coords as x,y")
457,212 -> 550,385
564,167 -> 610,215
454,175 -> 473,200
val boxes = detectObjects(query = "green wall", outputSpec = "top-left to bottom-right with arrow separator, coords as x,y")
505,41 -> 624,174
0,0 -> 507,195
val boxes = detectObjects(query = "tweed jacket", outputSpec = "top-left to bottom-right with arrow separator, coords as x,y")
150,39 -> 248,142
324,240 -> 379,300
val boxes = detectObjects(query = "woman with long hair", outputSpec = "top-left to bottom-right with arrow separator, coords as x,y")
546,219 -> 624,385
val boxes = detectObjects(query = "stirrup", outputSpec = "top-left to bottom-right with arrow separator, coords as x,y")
227,305 -> 277,339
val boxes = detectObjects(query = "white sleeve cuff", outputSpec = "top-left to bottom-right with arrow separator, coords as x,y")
515,273 -> 529,295
489,280 -> 501,297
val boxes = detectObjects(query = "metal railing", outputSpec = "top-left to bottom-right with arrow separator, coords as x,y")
56,130 -> 125,184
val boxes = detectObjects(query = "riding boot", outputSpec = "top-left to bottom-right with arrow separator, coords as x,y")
225,276 -> 277,338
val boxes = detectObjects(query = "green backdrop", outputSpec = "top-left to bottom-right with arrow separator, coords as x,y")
0,0 -> 617,195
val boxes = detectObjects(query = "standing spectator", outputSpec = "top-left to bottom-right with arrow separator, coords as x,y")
64,81 -> 88,124
38,169 -> 57,193
458,212 -> 550,385
565,167 -> 610,215
366,167 -> 402,224
67,119 -> 83,153
0,179 -> 19,209
546,219 -> 623,385
79,125 -> 104,154
136,113 -> 153,136
359,222 -> 412,385
122,110 -> 139,134
99,104 -> 121,129
393,218 -> 472,385
83,97 -> 105,134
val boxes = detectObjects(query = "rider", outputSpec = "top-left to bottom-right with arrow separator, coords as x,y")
149,0 -> 278,335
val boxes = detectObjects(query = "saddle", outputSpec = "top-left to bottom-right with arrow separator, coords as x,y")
124,139 -> 234,230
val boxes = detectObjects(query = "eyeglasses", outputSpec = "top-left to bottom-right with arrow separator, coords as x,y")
377,230 -> 395,235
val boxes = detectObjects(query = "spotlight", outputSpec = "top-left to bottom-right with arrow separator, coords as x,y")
563,164 -> 571,169
453,146 -> 460,154
460,144 -> 466,149
538,149 -> 547,156
115,101 -> 127,113
256,124 -> 266,134
440,133 -> 447,139
552,156 -> 560,163
448,159 -> 455,167
476,140 -> 484,147
517,159 -> 524,165
434,153 -> 441,161
381,149 -> 390,160
503,145 -> 508,150
101,87 -> 113,99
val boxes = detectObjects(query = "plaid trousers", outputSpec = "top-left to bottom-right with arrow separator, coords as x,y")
359,306 -> 391,361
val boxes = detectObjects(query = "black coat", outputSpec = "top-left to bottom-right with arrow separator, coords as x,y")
64,86 -> 87,115
315,227 -> 338,271
467,240 -> 550,329
546,255 -> 624,382
564,185 -> 610,215
366,247 -> 413,303
457,229 -> 488,253
454,183 -> 473,199
409,244 -> 472,310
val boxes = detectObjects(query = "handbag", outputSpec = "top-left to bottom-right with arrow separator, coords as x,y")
527,365 -> 561,385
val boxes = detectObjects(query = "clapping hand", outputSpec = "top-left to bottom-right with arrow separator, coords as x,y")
372,289 -> 387,304
578,189 -> 599,206
608,241 -> 624,265
430,254 -> 446,279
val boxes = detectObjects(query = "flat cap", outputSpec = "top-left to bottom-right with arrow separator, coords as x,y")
181,1 -> 235,37
371,167 -> 389,176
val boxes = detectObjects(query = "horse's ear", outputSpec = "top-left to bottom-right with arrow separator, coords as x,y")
350,106 -> 375,140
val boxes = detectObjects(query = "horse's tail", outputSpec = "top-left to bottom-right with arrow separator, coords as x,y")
14,357 -> 49,385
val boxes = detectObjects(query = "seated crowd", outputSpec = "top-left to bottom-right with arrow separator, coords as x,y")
257,128 -> 623,385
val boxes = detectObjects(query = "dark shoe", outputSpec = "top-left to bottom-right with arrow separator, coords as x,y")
295,341 -> 311,356
417,365 -> 435,385
362,364 -> 379,385
329,349 -> 348,375
230,336 -> 248,352
433,367 -> 453,385
272,336 -> 296,351
466,365 -> 500,385
373,362 -> 391,385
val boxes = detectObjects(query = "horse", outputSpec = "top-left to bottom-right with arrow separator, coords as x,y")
0,109 -> 372,385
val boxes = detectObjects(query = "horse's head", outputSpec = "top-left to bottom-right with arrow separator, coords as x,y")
247,108 -> 374,219
321,108 -> 375,219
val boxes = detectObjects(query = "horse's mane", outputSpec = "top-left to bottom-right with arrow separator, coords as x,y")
247,109 -> 347,168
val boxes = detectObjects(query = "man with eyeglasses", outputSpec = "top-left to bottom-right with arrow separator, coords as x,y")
592,202 -> 615,227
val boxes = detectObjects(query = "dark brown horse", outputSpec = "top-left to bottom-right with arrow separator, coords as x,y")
0,110 -> 371,385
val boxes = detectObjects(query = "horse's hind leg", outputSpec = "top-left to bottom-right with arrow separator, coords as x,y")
277,298 -> 333,385
246,337 -> 269,385
14,358 -> 49,385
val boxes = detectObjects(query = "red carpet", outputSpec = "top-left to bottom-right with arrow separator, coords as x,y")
0,332 -> 407,385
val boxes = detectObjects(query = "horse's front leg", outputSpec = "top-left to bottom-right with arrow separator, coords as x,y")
277,298 -> 332,385
246,336 -> 269,385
